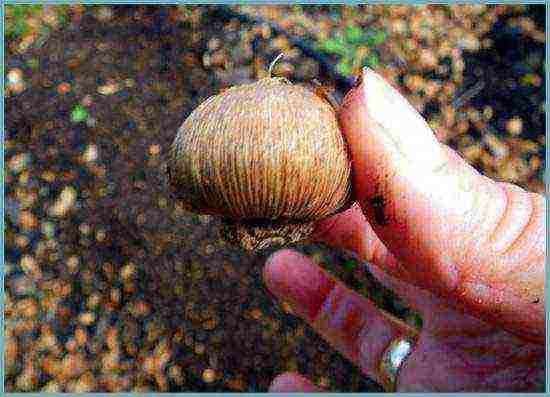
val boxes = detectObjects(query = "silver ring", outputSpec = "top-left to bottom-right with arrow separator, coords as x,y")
378,336 -> 416,392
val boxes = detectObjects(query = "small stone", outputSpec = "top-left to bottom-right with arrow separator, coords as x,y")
67,255 -> 80,273
87,294 -> 101,309
60,353 -> 86,379
194,343 -> 206,355
12,275 -> 36,296
404,74 -> 425,92
418,49 -> 438,69
96,6 -> 114,22
130,301 -> 150,317
81,95 -> 94,107
75,328 -> 88,345
462,143 -> 482,163
69,372 -> 96,393
85,121 -> 96,134
281,301 -> 294,314
102,350 -> 120,372
50,186 -> 77,217
7,68 -> 26,94
7,68 -> 23,85
318,376 -> 330,389
207,37 -> 222,51
98,82 -> 120,95
121,263 -> 136,280
20,255 -> 41,278
37,329 -> 59,351
249,308 -> 263,320
41,221 -> 56,238
227,378 -> 247,391
483,133 -> 508,160
202,368 -> 216,383
483,106 -> 493,120
506,117 -> 523,135
458,34 -> 480,51
148,144 -> 161,156
57,82 -> 71,95
202,318 -> 218,330
17,298 -> 39,318
42,170 -> 56,182
66,338 -> 78,352
42,381 -> 61,392
168,365 -> 185,385
19,211 -> 38,230
96,229 -> 106,242
82,145 -> 98,162
501,158 -> 529,183
9,153 -> 31,174
16,370 -> 37,391
79,312 -> 96,326
78,223 -> 91,235
15,235 -> 30,248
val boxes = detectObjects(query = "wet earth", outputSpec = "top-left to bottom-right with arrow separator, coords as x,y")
5,5 -> 545,392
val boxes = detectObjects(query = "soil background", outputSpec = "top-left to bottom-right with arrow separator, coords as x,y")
4,5 -> 546,392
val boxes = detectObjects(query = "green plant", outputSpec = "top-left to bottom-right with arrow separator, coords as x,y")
318,24 -> 387,76
70,105 -> 89,123
6,5 -> 70,47
5,5 -> 42,39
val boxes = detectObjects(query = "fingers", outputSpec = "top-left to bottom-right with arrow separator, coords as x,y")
337,67 -> 545,344
269,372 -> 321,392
264,249 -> 418,386
314,203 -> 409,279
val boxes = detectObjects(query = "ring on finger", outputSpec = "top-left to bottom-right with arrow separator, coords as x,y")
378,335 -> 417,392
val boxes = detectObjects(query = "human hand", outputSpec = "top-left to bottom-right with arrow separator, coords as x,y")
263,68 -> 545,392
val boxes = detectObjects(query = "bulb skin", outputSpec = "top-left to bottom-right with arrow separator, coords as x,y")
167,77 -> 353,250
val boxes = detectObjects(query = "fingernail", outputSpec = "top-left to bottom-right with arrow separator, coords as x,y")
264,250 -> 335,321
360,67 -> 446,169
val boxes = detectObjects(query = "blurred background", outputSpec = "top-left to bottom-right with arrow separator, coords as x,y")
4,5 -> 546,392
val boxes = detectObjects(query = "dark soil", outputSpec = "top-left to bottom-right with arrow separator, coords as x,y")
5,5 -> 545,392
5,6 -> 382,392
460,7 -> 545,157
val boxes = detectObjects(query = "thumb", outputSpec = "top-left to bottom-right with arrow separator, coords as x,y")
339,68 -> 545,344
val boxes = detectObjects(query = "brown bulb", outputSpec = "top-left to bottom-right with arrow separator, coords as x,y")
167,77 -> 353,250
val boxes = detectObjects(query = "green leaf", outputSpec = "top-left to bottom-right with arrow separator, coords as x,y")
320,37 -> 347,55
366,30 -> 387,47
372,30 -> 387,45
26,58 -> 40,70
364,54 -> 380,68
35,25 -> 51,48
29,4 -> 43,14
336,60 -> 353,77
345,25 -> 364,44
343,259 -> 358,271
13,19 -> 29,38
12,5 -> 29,19
71,105 -> 89,123
57,12 -> 69,27
406,311 -> 423,329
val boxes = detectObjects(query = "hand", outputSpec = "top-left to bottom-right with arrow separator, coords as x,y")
263,68 -> 545,392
